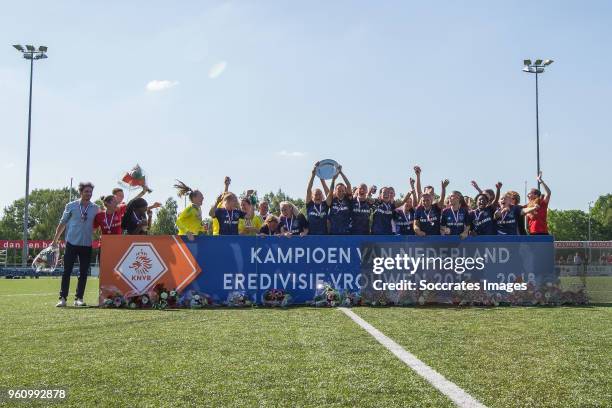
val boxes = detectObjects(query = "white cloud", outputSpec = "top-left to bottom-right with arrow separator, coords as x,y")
208,61 -> 227,79
145,80 -> 179,92
277,150 -> 306,157
3,162 -> 15,169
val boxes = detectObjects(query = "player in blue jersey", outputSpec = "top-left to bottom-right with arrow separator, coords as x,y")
305,162 -> 330,235
414,165 -> 437,204
470,182 -> 502,235
440,190 -> 471,238
470,194 -> 497,235
350,183 -> 375,234
414,179 -> 449,236
494,193 -> 539,235
394,178 -> 418,235
371,187 -> 396,235
279,201 -> 309,237
326,165 -> 352,235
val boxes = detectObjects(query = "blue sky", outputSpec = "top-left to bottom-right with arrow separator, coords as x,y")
1,0 -> 610,215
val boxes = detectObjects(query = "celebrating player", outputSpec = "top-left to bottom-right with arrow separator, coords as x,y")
326,165 -> 352,235
174,180 -> 206,241
414,179 -> 448,236
305,162 -> 330,235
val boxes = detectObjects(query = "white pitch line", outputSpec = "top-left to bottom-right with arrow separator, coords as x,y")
339,308 -> 487,408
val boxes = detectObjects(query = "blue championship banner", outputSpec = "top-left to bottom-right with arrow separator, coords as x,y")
100,235 -> 578,307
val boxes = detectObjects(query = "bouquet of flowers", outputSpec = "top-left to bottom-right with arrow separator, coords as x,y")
126,293 -> 152,309
225,291 -> 253,307
262,289 -> 292,307
32,245 -> 60,273
152,284 -> 180,309
187,292 -> 213,308
103,292 -> 126,308
311,282 -> 341,307
341,291 -> 362,307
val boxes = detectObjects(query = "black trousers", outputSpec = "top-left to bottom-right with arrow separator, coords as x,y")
60,242 -> 92,300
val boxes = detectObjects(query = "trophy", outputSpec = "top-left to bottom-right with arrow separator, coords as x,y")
315,159 -> 340,180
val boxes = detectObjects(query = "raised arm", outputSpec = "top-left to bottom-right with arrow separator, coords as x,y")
414,166 -> 422,201
494,182 -> 502,204
326,175 -> 337,207
470,180 -> 483,195
306,163 -> 317,203
537,172 -> 551,202
437,179 -> 449,209
209,194 -> 223,217
338,166 -> 351,192
409,178 -> 417,206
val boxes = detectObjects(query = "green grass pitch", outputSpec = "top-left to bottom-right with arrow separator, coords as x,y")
0,278 -> 610,407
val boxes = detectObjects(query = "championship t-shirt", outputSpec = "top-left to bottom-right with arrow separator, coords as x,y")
470,207 -> 496,235
93,211 -> 122,235
329,197 -> 352,235
440,207 -> 470,235
214,208 -> 245,235
306,201 -> 329,235
414,205 -> 442,235
371,200 -> 395,235
527,199 -> 549,234
496,206 -> 522,235
279,214 -> 308,235
350,198 -> 371,234
394,208 -> 415,235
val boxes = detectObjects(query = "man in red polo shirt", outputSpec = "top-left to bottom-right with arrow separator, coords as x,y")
526,172 -> 551,235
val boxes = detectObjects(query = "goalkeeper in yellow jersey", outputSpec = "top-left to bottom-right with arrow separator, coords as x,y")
174,180 -> 206,240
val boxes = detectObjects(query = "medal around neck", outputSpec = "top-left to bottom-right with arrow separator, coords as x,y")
315,159 -> 339,180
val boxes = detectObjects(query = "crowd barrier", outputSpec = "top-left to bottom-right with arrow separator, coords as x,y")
96,235 -> 582,307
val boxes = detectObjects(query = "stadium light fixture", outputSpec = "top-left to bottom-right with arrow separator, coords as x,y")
12,44 -> 48,267
522,58 -> 554,189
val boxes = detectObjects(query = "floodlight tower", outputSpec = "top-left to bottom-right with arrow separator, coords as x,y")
523,58 -> 553,189
12,44 -> 48,267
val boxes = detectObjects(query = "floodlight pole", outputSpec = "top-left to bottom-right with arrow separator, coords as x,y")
23,55 -> 34,267
523,59 -> 553,191
535,71 -> 540,190
13,45 -> 47,267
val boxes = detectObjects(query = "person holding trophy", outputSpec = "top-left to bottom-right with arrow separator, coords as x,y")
325,164 -> 352,235
305,162 -> 331,235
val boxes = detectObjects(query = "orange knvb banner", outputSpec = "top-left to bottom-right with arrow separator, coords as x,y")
99,235 -> 201,304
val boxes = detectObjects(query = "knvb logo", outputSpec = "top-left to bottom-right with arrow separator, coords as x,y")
115,243 -> 167,294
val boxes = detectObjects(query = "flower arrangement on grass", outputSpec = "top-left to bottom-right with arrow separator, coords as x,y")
187,291 -> 214,308
341,291 -> 362,307
262,289 -> 292,307
310,282 -> 341,307
225,291 -> 253,307
102,292 -> 126,308
151,284 -> 180,309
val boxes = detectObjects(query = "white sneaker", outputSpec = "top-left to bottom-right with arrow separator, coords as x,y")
74,299 -> 87,307
56,299 -> 67,307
